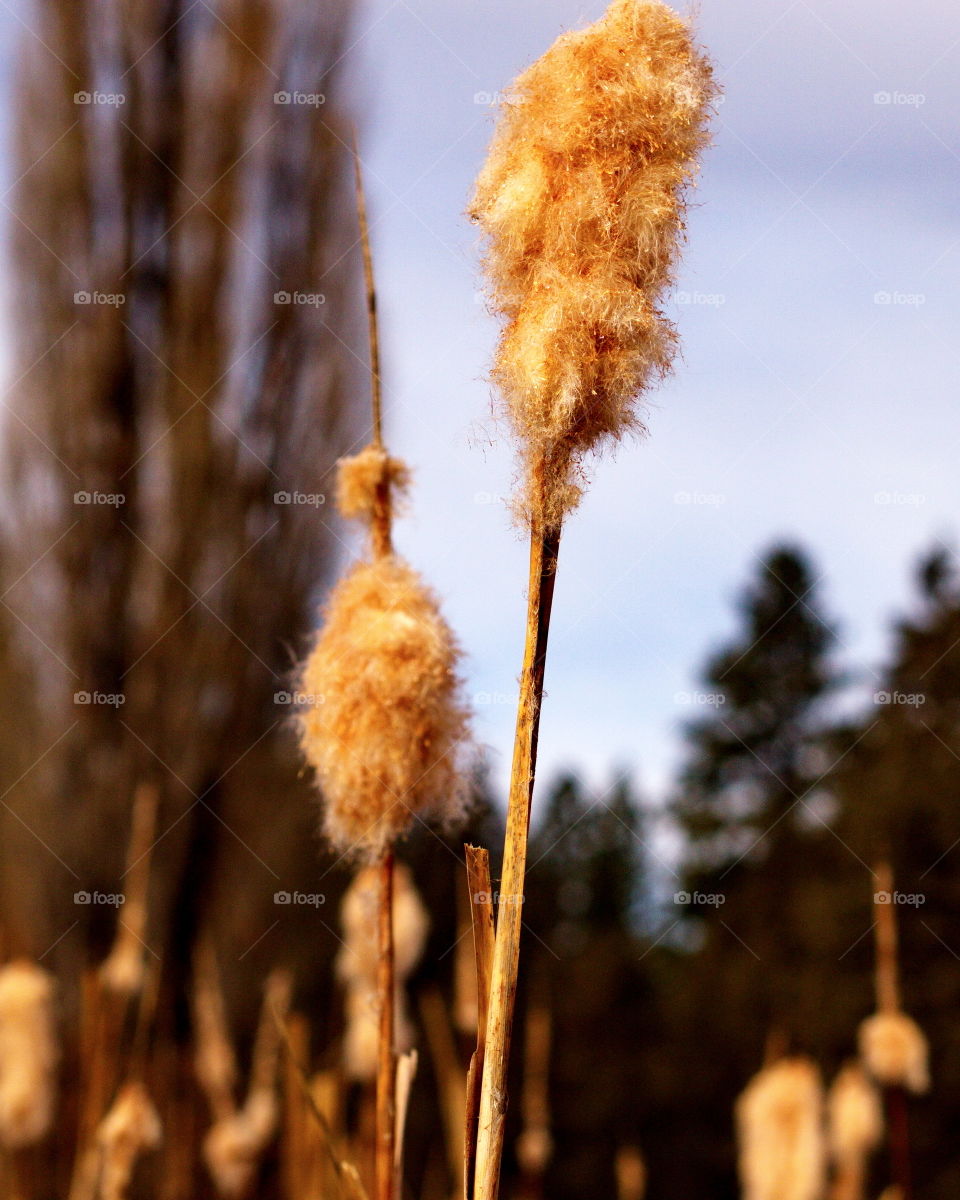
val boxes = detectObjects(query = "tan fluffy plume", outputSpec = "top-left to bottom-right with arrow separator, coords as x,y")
298,557 -> 471,861
335,446 -> 410,524
0,959 -> 58,1149
470,0 -> 716,526
736,1057 -> 826,1200
95,1082 -> 162,1200
337,864 -> 429,1081
858,1012 -> 929,1094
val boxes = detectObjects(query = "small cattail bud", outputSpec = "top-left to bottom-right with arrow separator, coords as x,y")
0,959 -> 58,1149
335,446 -> 410,523
736,1056 -> 826,1200
858,1011 -> 929,1094
298,557 -> 471,862
471,0 -> 716,526
203,1091 -> 277,1198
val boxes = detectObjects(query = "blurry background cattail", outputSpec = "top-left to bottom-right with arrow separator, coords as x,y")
827,1063 -> 883,1200
0,959 -> 58,1151
735,1056 -> 826,1200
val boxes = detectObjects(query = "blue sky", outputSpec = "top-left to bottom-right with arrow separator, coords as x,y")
339,0 -> 960,810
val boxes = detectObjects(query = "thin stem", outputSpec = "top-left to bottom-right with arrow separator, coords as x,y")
885,1085 -> 912,1200
375,851 -> 397,1200
352,134 -> 382,450
873,861 -> 900,1013
472,518 -> 561,1200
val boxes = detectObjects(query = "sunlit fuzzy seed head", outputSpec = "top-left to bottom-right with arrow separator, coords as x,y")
736,1057 -> 826,1200
859,1011 -> 929,1094
827,1062 -> 883,1166
335,445 -> 411,524
471,0 -> 716,527
0,959 -> 58,1150
96,1082 -> 162,1200
298,556 -> 472,862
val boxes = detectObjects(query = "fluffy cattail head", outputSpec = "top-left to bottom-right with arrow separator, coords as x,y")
0,959 -> 58,1149
203,1091 -> 277,1198
827,1062 -> 883,1165
859,1011 -> 929,1094
471,0 -> 715,526
298,557 -> 471,861
735,1057 -> 826,1200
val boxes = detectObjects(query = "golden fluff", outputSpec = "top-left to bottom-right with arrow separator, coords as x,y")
335,445 -> 410,523
827,1061 -> 882,1165
471,0 -> 715,526
298,556 -> 470,861
859,1011 -> 929,1094
96,1082 -> 163,1200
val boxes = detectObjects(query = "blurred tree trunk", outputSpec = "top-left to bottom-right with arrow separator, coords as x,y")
0,0 -> 361,1029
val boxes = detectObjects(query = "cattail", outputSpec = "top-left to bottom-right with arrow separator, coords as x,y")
95,1082 -> 162,1200
0,959 -> 58,1149
858,1013 -> 929,1094
827,1062 -> 882,1200
338,864 -> 429,1081
470,7 -> 715,1198
736,1057 -> 826,1200
298,554 -> 471,863
335,446 -> 411,524
471,0 -> 716,525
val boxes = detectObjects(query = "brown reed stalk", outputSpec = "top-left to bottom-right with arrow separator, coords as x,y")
375,851 -> 396,1200
473,520 -> 559,1200
463,847 -> 495,1200
419,987 -> 467,1192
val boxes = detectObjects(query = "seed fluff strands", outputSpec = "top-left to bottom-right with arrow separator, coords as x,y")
469,4 -> 714,1197
297,144 -> 471,1200
95,1082 -> 162,1200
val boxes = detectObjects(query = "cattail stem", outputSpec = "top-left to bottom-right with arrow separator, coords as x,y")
375,851 -> 396,1200
885,1085 -> 912,1200
473,517 -> 561,1200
